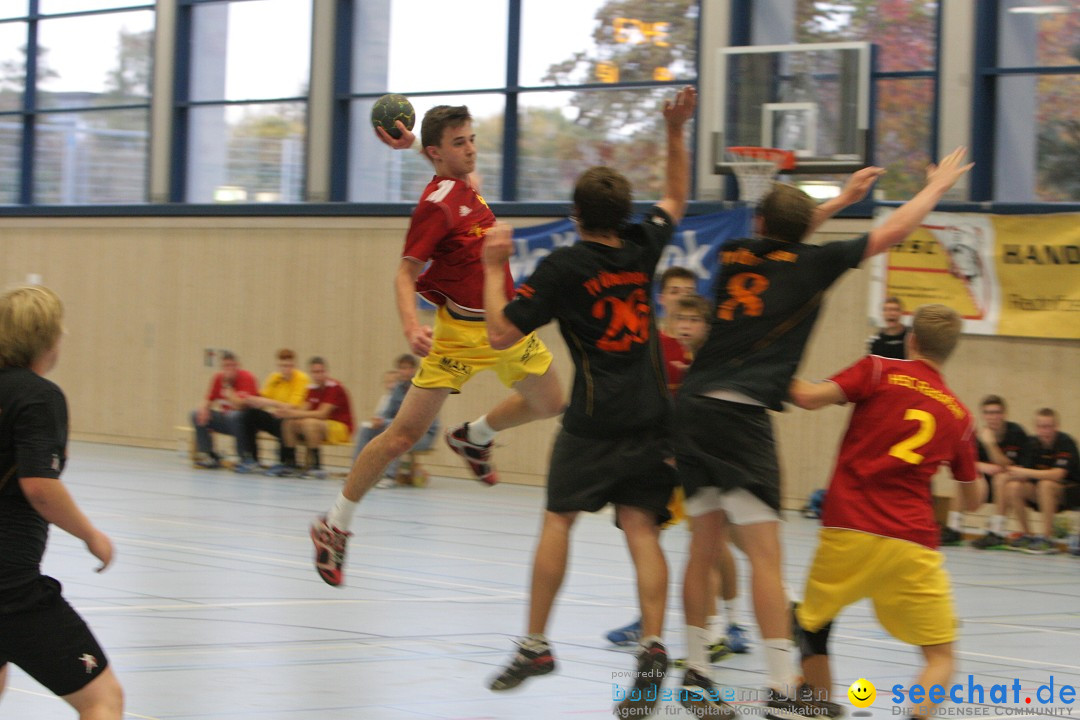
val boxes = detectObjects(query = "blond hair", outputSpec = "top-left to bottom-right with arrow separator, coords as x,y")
0,285 -> 65,368
911,304 -> 962,364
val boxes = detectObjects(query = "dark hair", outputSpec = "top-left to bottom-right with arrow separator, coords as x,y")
308,356 -> 327,367
757,184 -> 815,244
276,348 -> 296,361
421,105 -> 472,149
573,166 -> 632,234
1036,407 -> 1058,422
980,394 -> 1006,410
220,350 -> 237,362
395,353 -> 417,367
660,266 -> 696,291
883,296 -> 904,309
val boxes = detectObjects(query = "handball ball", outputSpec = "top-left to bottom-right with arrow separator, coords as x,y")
371,94 -> 415,139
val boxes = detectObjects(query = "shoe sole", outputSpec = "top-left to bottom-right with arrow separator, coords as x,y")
309,525 -> 344,587
488,662 -> 555,692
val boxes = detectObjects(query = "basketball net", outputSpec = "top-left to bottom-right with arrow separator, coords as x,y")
725,147 -> 796,206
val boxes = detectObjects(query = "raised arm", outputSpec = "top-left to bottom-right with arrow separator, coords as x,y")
804,165 -> 885,237
864,147 -> 974,259
655,86 -> 696,226
482,223 -> 525,350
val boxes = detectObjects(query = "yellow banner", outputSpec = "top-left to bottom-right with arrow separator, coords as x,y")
869,212 -> 1080,340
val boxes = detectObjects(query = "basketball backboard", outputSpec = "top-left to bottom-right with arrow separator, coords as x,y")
713,42 -> 873,175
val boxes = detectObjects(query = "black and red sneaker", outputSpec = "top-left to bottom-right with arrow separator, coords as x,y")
614,639 -> 669,719
309,516 -> 351,587
445,423 -> 499,486
489,637 -> 556,691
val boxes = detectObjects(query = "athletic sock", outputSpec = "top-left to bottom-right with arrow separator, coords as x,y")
467,415 -> 496,445
989,514 -> 1005,534
763,637 -> 800,694
706,614 -> 726,643
948,510 -> 962,532
685,625 -> 711,674
326,492 -> 358,532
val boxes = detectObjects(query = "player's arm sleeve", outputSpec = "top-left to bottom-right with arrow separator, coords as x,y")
953,421 -> 980,483
816,235 -> 870,281
402,199 -> 451,262
502,254 -> 561,335
828,355 -> 879,404
640,206 -> 678,262
236,371 -> 259,396
14,393 -> 67,480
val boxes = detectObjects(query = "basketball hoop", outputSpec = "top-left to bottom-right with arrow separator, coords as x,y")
725,146 -> 797,205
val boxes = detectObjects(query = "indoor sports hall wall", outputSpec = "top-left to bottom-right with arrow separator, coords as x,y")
1,216 -> 1076,508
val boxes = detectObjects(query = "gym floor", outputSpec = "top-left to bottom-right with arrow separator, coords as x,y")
4,442 -> 1078,719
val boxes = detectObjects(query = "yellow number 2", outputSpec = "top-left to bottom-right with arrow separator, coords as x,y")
888,409 -> 936,464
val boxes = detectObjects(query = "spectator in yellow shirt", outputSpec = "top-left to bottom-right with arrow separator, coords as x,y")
233,348 -> 310,473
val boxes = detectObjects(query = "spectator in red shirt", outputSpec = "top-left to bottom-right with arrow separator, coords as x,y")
269,357 -> 354,479
191,351 -> 259,469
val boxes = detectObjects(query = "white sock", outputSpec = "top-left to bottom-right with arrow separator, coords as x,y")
639,634 -> 662,649
467,416 -> 496,445
685,625 -> 711,674
326,492 -> 358,532
706,614 -> 726,643
989,515 -> 1005,534
763,638 -> 800,694
948,511 -> 962,532
725,600 -> 738,625
522,632 -> 548,649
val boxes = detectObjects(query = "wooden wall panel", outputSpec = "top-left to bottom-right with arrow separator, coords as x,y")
2,216 -> 1076,505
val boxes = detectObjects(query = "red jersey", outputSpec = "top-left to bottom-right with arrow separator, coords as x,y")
659,331 -> 690,394
820,356 -> 977,549
305,380 -> 353,433
206,369 -> 258,411
402,175 -> 513,312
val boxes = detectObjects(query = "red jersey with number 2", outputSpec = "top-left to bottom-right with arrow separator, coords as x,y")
821,355 -> 978,549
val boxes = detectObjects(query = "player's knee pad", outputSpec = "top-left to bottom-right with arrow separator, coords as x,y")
794,617 -> 832,658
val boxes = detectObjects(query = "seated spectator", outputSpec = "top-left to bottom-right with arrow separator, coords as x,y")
867,296 -> 908,359
190,351 -> 258,469
353,354 -> 439,488
1000,408 -> 1079,554
233,348 -> 311,473
945,395 -> 1027,547
267,357 -> 354,478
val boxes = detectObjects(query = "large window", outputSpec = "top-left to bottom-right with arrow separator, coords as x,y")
0,3 -> 154,204
182,0 -> 311,203
988,0 -> 1080,202
344,0 -> 699,203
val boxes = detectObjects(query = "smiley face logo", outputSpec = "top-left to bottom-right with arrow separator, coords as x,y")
848,678 -> 876,708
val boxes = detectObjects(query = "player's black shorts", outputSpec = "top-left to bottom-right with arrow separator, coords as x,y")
0,576 -> 109,696
674,394 -> 781,512
547,426 -> 677,525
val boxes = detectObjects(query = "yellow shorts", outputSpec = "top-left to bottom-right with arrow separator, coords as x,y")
796,528 -> 957,647
664,486 -> 686,528
325,420 -> 351,446
413,306 -> 553,393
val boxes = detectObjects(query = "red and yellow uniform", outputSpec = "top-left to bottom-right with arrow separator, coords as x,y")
305,379 -> 354,445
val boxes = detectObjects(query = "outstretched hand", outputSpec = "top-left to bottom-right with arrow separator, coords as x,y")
839,166 -> 885,204
925,146 -> 974,191
375,121 -> 416,150
663,86 -> 697,128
